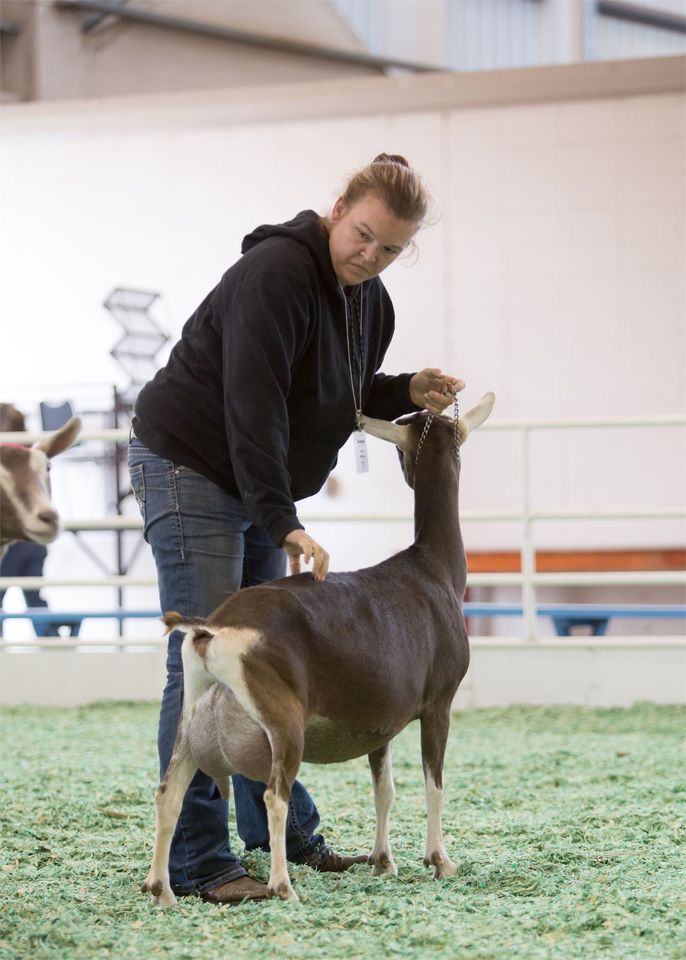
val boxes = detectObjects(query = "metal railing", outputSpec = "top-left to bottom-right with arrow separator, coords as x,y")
481,413 -> 686,637
1,414 -> 685,648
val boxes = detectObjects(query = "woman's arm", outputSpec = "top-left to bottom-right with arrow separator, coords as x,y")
220,272 -> 310,547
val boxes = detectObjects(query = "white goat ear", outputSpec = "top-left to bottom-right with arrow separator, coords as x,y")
458,392 -> 495,444
360,416 -> 413,452
36,416 -> 82,458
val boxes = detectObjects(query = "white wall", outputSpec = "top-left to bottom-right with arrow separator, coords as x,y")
0,63 -> 684,643
2,638 -> 684,707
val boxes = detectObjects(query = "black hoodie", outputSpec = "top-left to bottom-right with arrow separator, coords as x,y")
133,209 -> 418,547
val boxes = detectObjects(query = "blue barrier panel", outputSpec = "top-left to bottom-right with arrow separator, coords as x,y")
463,603 -> 686,637
0,609 -> 161,622
1,605 -> 684,640
463,603 -> 686,619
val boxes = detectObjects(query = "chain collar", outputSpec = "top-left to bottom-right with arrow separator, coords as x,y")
415,394 -> 461,464
414,412 -> 433,461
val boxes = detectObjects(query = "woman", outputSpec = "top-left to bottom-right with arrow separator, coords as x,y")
129,154 -> 463,904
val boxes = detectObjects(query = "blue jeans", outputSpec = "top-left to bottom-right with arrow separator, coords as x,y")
0,541 -> 61,638
128,438 -> 324,893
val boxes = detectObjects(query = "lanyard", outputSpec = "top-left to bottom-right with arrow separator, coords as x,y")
340,282 -> 364,430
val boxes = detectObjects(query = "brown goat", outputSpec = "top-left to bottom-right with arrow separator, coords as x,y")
143,391 -> 495,904
0,416 -> 82,559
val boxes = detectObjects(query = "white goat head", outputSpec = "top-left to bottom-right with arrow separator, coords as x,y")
0,416 -> 82,556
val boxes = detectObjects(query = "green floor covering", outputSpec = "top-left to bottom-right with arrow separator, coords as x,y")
0,702 -> 683,960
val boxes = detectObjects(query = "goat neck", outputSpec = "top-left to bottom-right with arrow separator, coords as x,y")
409,419 -> 465,594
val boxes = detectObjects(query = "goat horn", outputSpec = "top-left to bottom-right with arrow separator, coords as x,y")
360,416 -> 413,452
458,391 -> 496,444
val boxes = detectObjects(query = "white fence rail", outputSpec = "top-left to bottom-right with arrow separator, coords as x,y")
1,415 -> 685,650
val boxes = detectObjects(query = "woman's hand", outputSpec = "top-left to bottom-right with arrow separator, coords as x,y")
282,529 -> 330,581
410,369 -> 465,415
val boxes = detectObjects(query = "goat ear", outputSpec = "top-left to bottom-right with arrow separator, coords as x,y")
360,416 -> 413,452
36,416 -> 82,458
458,392 -> 495,444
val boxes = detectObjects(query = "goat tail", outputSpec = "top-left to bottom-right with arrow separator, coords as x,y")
163,611 -> 217,663
162,611 -> 210,636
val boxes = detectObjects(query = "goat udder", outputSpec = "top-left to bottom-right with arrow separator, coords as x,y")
189,685 -> 272,784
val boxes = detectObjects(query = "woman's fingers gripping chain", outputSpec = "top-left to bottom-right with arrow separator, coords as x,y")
411,368 -> 466,415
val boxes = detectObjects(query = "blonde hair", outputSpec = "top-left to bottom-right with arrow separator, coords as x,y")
339,153 -> 430,224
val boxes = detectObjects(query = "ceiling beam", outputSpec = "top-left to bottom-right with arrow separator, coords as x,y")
597,0 -> 686,34
55,0 -> 448,74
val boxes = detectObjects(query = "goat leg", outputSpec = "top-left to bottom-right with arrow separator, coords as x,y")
420,707 -> 457,880
264,783 -> 298,903
368,742 -> 397,877
263,715 -> 304,903
143,738 -> 197,907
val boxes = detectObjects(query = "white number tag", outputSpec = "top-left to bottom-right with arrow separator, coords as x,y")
353,431 -> 369,473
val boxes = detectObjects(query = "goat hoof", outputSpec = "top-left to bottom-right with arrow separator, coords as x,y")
150,889 -> 178,908
269,882 -> 299,903
370,856 -> 397,878
424,854 -> 457,880
143,876 -> 177,907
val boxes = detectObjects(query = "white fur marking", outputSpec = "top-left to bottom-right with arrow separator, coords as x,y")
264,789 -> 298,902
203,627 -> 264,724
424,777 -> 457,879
370,747 -> 397,877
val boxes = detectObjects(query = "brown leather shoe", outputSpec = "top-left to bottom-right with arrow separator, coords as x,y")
200,875 -> 270,905
310,849 -> 369,873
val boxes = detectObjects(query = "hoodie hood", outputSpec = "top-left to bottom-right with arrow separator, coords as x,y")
242,209 -> 338,292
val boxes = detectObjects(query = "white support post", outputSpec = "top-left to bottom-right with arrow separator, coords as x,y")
520,427 -> 537,641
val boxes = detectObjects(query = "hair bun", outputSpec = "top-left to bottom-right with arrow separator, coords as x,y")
338,154 -> 430,224
372,153 -> 409,168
